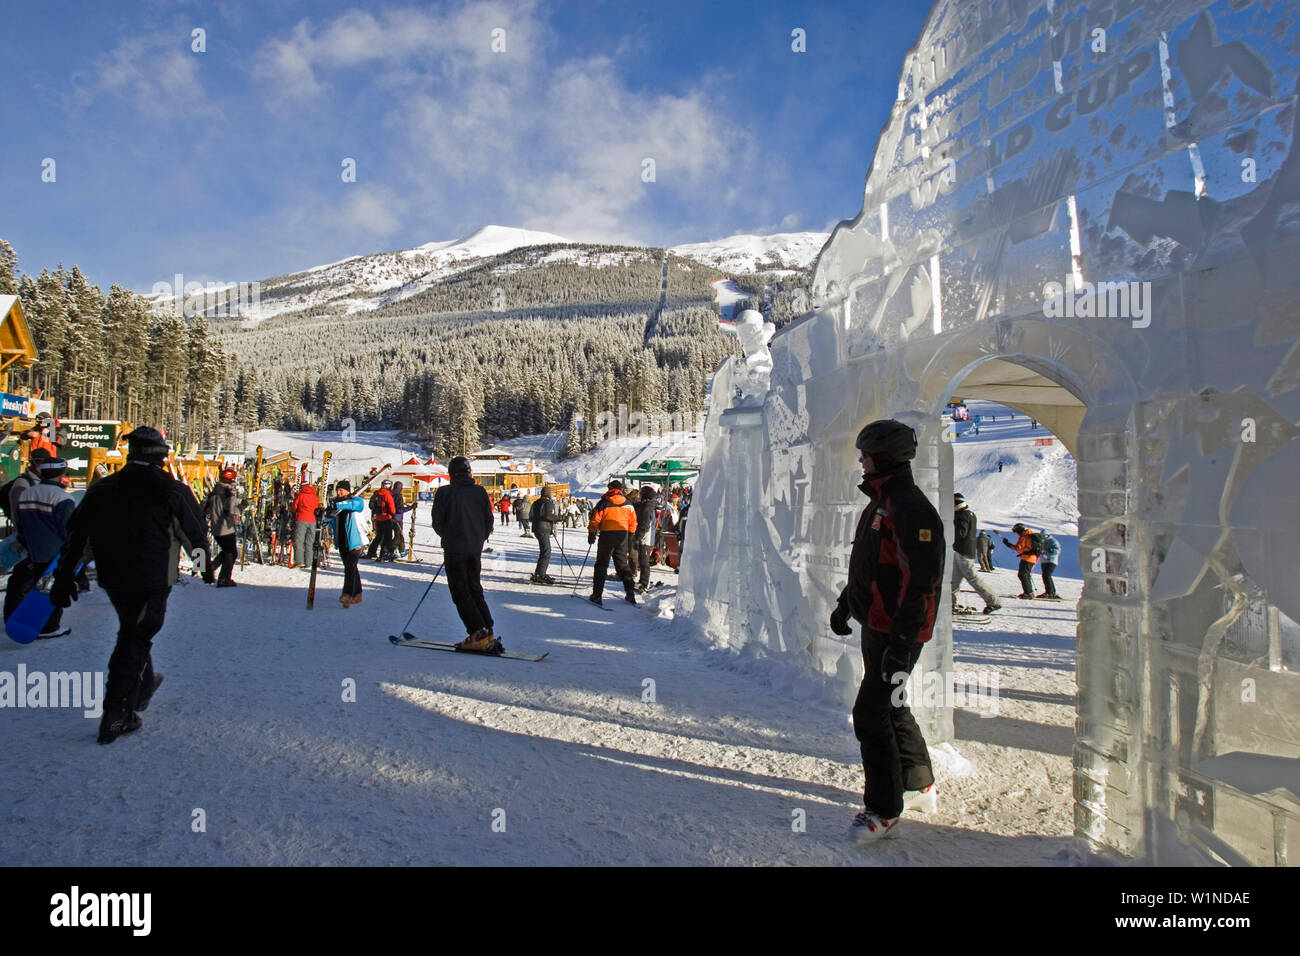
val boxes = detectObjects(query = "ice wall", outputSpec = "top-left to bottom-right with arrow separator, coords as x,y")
680,0 -> 1300,864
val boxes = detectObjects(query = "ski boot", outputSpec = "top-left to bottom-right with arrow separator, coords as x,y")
455,628 -> 504,655
850,809 -> 900,841
97,710 -> 142,745
982,603 -> 1001,614
624,590 -> 638,605
588,593 -> 603,607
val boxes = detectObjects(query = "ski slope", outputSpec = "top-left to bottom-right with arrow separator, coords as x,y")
0,409 -> 1088,865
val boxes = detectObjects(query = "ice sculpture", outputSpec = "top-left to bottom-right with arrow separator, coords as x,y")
679,0 -> 1300,865
732,309 -> 776,405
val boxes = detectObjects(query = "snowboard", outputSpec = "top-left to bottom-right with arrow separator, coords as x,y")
389,632 -> 548,662
5,557 -> 76,645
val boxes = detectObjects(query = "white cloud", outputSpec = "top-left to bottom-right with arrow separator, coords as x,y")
251,1 -> 752,246
68,34 -> 209,116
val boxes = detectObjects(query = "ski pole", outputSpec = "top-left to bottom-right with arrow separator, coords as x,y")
570,538 -> 595,594
552,530 -> 579,583
398,561 -> 445,639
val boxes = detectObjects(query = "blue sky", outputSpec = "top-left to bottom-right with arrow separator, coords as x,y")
0,0 -> 930,290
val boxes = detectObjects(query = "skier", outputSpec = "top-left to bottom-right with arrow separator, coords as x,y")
391,481 -> 407,558
527,486 -> 558,584
587,479 -> 638,606
203,467 -> 242,587
432,456 -> 499,653
828,420 -> 944,838
7,457 -> 76,638
1038,532 -> 1061,599
333,480 -> 365,607
49,427 -> 209,744
1001,523 -> 1040,598
291,480 -> 320,569
976,529 -> 996,572
513,493 -> 529,536
366,479 -> 397,560
632,485 -> 658,591
951,493 -> 1000,614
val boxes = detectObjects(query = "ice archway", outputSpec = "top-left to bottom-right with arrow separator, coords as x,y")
680,0 -> 1300,864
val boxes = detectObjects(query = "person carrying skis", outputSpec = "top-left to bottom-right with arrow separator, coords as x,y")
203,467 -> 242,587
291,480 -> 320,569
632,485 -> 657,591
586,479 -> 638,606
1038,532 -> 1061,599
49,427 -> 210,744
828,420 -> 944,838
333,480 -> 365,607
7,457 -> 76,638
951,493 -> 1000,614
432,456 -> 499,653
1000,523 -> 1040,598
976,529 -> 995,572
527,485 -> 559,584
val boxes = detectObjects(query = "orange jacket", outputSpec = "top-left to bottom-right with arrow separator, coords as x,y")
1013,528 -> 1039,565
588,490 -> 637,535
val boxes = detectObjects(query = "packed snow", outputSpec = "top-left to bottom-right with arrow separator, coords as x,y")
670,232 -> 829,273
0,404 -> 1090,865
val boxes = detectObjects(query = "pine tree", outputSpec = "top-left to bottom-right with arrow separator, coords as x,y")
0,239 -> 17,295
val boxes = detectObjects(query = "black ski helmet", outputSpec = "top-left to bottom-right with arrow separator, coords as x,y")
954,493 -> 965,505
449,456 -> 472,477
39,457 -> 68,480
854,419 -> 917,465
608,479 -> 623,491
1012,522 -> 1026,533
124,426 -> 169,462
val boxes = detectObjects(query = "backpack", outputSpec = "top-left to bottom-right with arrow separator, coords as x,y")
1027,531 -> 1046,556
369,493 -> 383,514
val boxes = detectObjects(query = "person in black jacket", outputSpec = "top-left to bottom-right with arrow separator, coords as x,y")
829,420 -> 944,839
527,486 -> 558,584
632,485 -> 657,591
431,456 -> 499,653
49,427 -> 210,744
951,493 -> 1000,613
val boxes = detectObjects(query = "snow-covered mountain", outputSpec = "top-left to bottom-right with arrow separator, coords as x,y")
669,232 -> 828,273
144,225 -> 825,327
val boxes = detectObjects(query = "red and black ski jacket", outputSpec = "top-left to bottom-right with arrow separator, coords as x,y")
836,463 -> 945,645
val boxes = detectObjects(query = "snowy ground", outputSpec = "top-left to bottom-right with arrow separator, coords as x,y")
0,404 -> 1089,865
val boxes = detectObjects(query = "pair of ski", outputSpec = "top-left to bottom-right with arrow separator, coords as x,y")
307,458 -> 394,609
389,631 -> 548,663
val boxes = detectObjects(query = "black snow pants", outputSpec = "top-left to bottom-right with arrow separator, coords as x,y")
1017,560 -> 1035,596
103,588 -> 170,714
592,531 -> 635,598
445,550 -> 492,636
851,629 -> 934,819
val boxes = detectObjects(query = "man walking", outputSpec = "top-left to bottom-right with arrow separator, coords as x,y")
49,427 -> 210,744
951,493 -> 1000,614
203,467 -> 242,587
586,479 -> 638,606
976,529 -> 995,572
527,486 -> 558,585
432,456 -> 499,653
1038,532 -> 1061,599
828,420 -> 944,839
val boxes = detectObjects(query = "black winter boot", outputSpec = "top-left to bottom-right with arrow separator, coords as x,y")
98,710 -> 142,744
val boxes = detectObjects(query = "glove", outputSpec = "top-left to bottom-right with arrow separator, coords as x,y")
49,578 -> 79,609
881,640 -> 912,683
1001,538 -> 1014,548
829,603 -> 852,636
588,533 -> 597,545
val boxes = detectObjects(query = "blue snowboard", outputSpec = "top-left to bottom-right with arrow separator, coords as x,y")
5,557 -> 65,645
